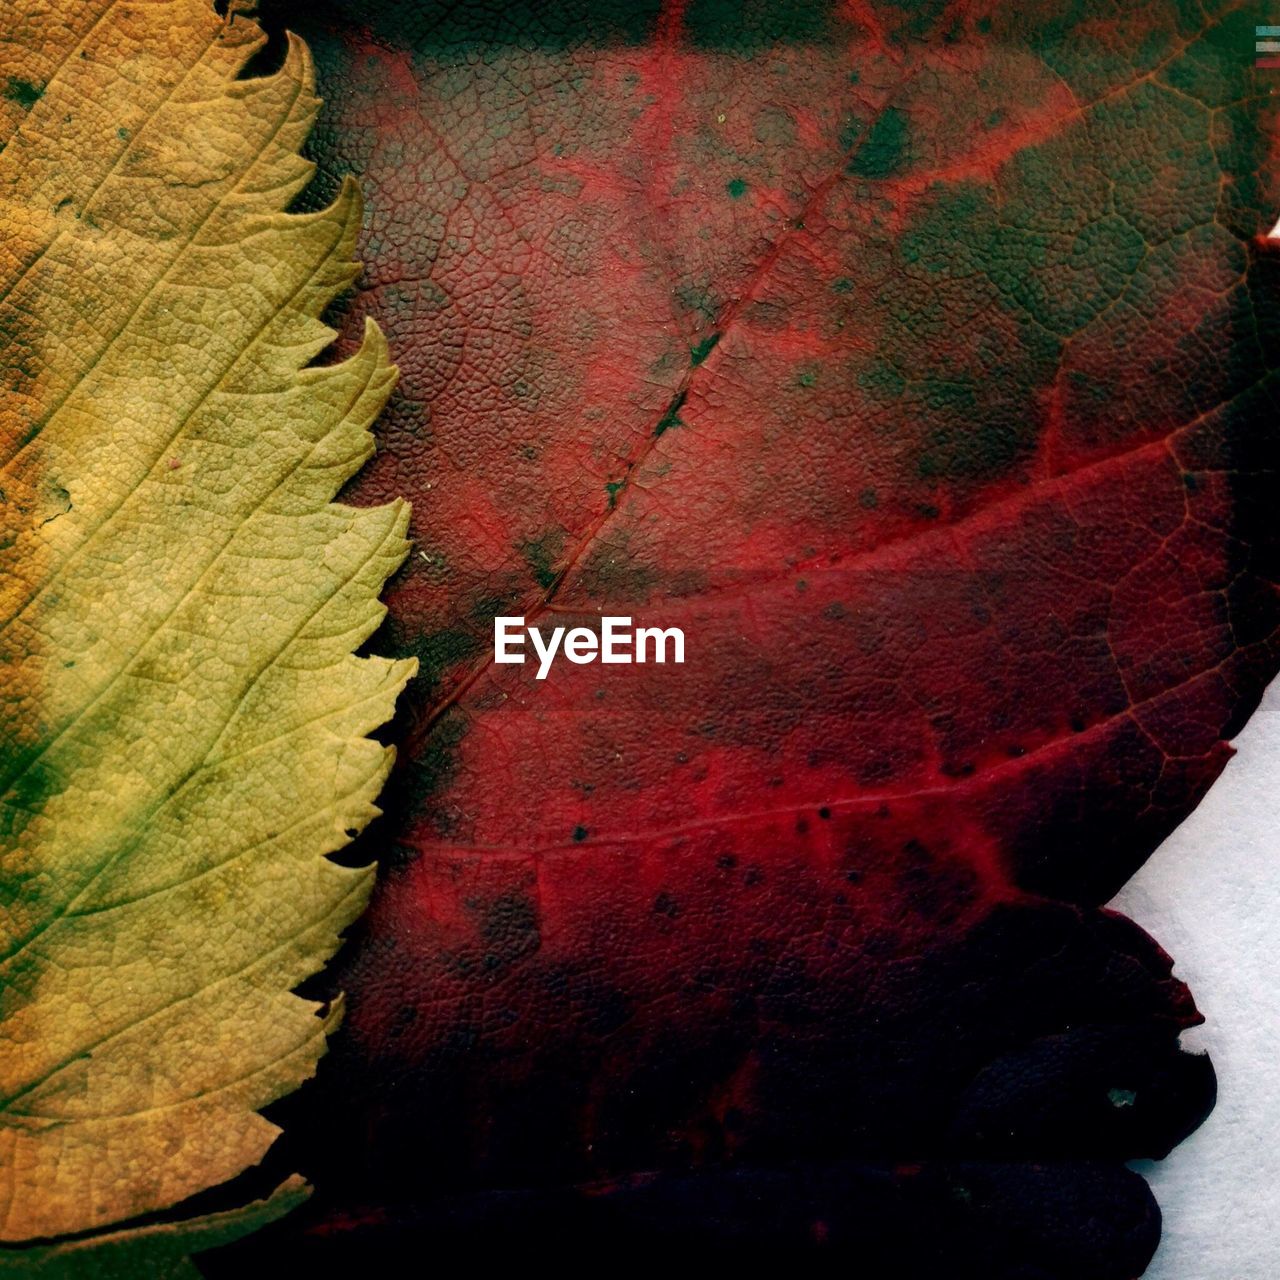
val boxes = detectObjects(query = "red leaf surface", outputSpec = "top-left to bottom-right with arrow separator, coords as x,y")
227,1 -> 1279,1273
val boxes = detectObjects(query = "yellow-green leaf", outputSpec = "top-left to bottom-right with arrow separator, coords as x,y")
0,1176 -> 309,1278
0,0 -> 414,1245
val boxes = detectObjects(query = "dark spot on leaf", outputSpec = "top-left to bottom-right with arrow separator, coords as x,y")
653,891 -> 679,918
4,77 -> 43,108
690,332 -> 720,365
847,105 -> 909,178
519,527 -> 567,590
654,389 -> 687,436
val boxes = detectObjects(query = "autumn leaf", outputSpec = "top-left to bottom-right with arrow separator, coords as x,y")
1,1179 -> 307,1279
205,0 -> 1280,1273
0,0 -> 412,1260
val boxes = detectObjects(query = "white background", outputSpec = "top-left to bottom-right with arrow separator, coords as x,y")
1112,680 -> 1280,1277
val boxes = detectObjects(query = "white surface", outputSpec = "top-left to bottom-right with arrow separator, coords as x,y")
1111,680 -> 1280,1278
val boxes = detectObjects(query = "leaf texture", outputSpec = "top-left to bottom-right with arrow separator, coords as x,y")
220,0 -> 1278,1272
0,1176 -> 308,1278
0,0 -> 413,1244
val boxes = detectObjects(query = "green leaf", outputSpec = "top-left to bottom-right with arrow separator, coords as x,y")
0,1177 -> 308,1278
0,0 -> 414,1246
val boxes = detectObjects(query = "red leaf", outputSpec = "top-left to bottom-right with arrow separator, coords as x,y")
227,1 -> 1280,1272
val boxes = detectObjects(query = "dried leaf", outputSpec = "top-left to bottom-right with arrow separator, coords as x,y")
0,0 -> 413,1248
